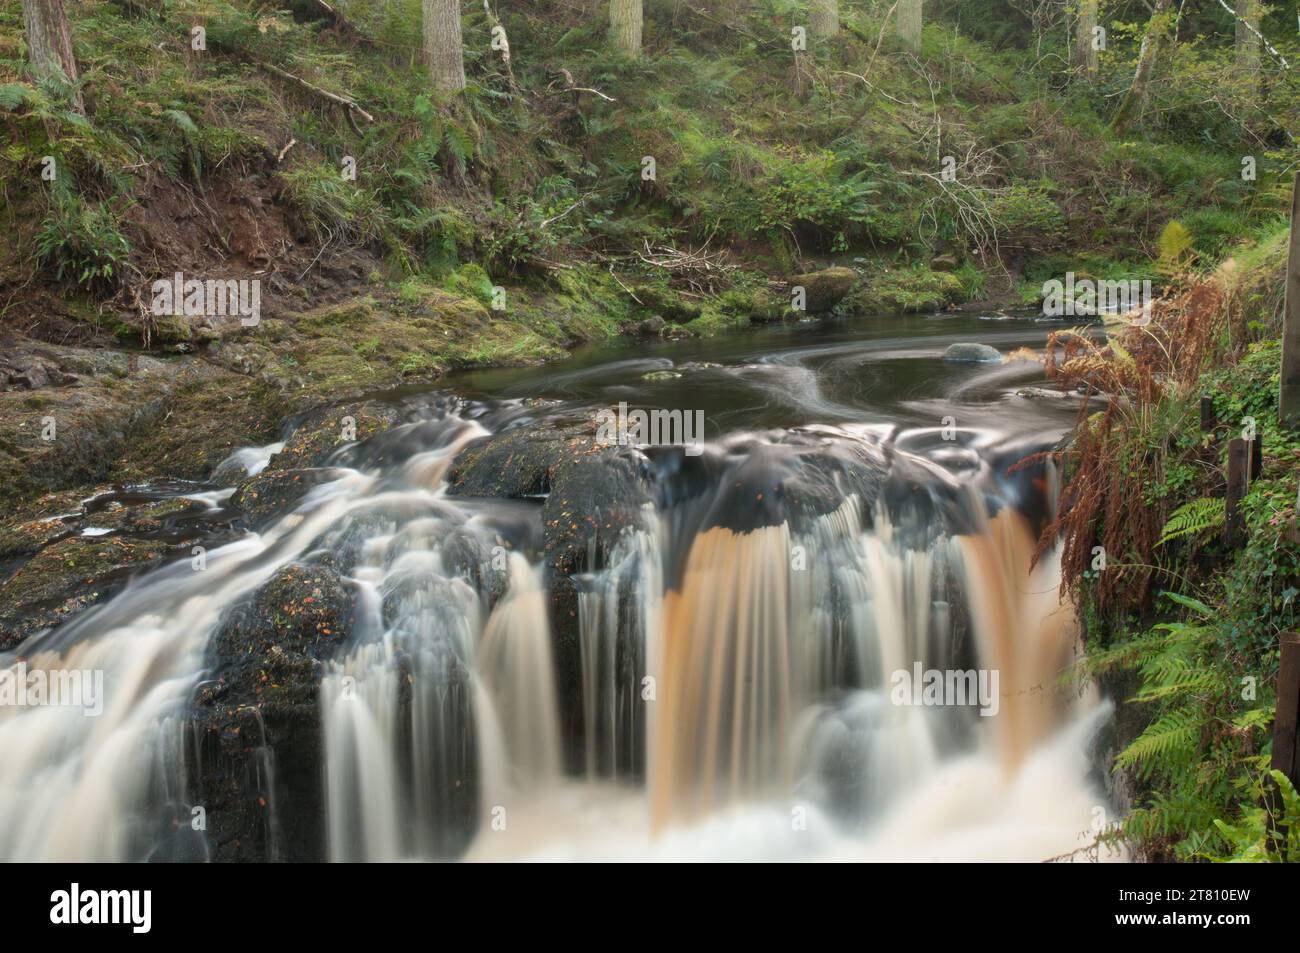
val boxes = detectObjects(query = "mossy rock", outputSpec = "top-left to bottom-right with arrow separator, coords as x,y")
447,420 -> 601,499
190,561 -> 354,861
750,288 -> 794,324
230,467 -> 332,530
0,535 -> 175,649
266,402 -> 403,472
789,267 -> 858,313
632,285 -> 703,324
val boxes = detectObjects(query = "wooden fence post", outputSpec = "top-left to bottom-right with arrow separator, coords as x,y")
1225,438 -> 1248,547
1200,395 -> 1217,434
1265,632 -> 1300,853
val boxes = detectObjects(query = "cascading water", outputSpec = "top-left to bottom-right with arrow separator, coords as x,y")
0,314 -> 1122,862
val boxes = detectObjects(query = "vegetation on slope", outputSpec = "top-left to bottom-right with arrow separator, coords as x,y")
1041,222 -> 1300,861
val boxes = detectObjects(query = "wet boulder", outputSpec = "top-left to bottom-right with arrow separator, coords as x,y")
447,419 -> 598,499
0,535 -> 175,650
189,561 -> 355,862
230,467 -> 337,530
943,342 -> 1002,364
0,488 -> 90,561
266,401 -> 403,472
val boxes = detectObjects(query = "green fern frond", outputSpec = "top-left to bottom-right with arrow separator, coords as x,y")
1157,498 -> 1225,547
0,83 -> 30,113
1117,707 -> 1204,773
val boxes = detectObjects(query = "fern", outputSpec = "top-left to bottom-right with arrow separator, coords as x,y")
1117,706 -> 1203,774
1157,497 -> 1225,547
1157,219 -> 1195,273
0,83 -> 30,113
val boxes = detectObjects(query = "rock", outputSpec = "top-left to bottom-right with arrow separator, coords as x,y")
231,467 -> 334,530
0,535 -> 175,649
749,289 -> 792,324
0,515 -> 74,561
449,415 -> 657,772
149,312 -> 194,345
265,401 -> 403,472
543,445 -> 657,772
80,496 -> 206,534
943,342 -> 1002,364
447,420 -> 598,500
631,286 -> 702,324
189,561 -> 354,861
631,315 -> 667,337
789,267 -> 858,313
641,369 -> 681,381
931,254 -> 960,272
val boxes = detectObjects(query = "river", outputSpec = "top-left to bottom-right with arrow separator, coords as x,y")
0,309 -> 1120,861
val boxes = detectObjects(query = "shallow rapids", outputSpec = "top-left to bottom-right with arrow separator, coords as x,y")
0,311 -> 1120,862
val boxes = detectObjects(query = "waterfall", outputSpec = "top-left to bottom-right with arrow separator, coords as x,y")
0,399 -> 1117,862
0,472 -> 372,860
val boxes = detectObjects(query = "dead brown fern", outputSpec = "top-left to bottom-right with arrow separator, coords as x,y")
1033,274 -> 1232,620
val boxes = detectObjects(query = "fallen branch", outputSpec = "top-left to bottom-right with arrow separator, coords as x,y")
301,0 -> 370,42
254,60 -> 375,130
635,240 -> 735,294
545,67 -> 617,102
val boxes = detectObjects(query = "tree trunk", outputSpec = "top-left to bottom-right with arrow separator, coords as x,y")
809,0 -> 838,39
610,0 -> 642,58
1076,0 -> 1099,76
1281,172 -> 1300,427
1235,0 -> 1260,76
1110,0 -> 1171,133
423,0 -> 465,92
897,0 -> 922,52
21,0 -> 83,114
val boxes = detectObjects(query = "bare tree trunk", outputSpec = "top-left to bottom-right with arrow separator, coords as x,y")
1235,0 -> 1260,76
1111,0 -> 1172,133
423,0 -> 465,92
897,0 -> 921,52
21,0 -> 83,114
810,0 -> 838,39
1076,0 -> 1099,77
610,0 -> 642,58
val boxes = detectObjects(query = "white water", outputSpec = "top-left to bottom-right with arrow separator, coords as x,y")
0,404 -> 1120,862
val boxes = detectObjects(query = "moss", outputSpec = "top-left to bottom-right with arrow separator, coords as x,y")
845,265 -> 968,314
0,535 -> 175,649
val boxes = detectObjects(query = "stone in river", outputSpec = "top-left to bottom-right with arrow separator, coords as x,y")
943,343 -> 1002,364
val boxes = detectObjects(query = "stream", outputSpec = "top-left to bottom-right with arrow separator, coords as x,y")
0,309 -> 1120,862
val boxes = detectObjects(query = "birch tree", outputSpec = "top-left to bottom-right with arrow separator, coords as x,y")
1111,0 -> 1172,133
1235,0 -> 1260,77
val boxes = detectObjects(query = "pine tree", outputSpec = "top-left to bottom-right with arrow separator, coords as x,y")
21,0 -> 83,114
